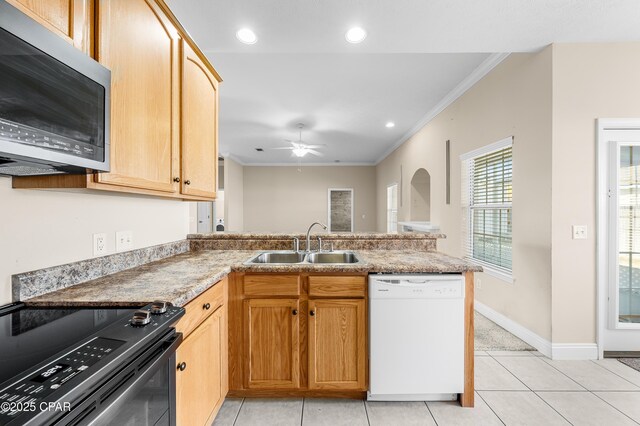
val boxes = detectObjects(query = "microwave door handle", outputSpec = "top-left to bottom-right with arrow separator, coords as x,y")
85,332 -> 182,426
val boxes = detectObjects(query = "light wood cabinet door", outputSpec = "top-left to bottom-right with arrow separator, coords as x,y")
7,0 -> 92,54
95,0 -> 179,193
308,299 -> 366,390
176,307 -> 224,426
180,41 -> 218,198
244,299 -> 300,389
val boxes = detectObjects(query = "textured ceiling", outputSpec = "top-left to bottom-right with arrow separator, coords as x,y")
166,0 -> 640,164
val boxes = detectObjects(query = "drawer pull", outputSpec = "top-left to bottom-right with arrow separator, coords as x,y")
203,303 -> 211,310
173,177 -> 180,183
177,362 -> 187,371
292,309 -> 298,316
309,310 -> 315,317
185,180 -> 191,185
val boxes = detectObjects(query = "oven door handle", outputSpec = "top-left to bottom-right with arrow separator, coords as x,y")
86,332 -> 182,426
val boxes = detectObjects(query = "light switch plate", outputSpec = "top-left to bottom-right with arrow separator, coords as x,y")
572,225 -> 587,240
116,230 -> 133,252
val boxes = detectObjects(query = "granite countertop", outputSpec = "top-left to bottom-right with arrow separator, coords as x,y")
24,250 -> 481,308
187,232 -> 446,240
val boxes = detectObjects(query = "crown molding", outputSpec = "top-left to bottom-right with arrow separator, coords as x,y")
240,162 -> 376,167
374,52 -> 511,165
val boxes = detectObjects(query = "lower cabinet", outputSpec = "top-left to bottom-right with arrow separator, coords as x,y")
244,298 -> 300,389
230,273 -> 367,396
175,278 -> 227,425
308,299 -> 366,390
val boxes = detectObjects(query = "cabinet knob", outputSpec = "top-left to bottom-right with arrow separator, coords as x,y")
292,309 -> 298,316
203,303 -> 211,310
173,177 -> 180,183
309,310 -> 315,316
185,180 -> 191,185
177,362 -> 187,371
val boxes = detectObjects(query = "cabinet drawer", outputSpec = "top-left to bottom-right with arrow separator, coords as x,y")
243,275 -> 300,297
308,276 -> 366,298
176,277 -> 227,337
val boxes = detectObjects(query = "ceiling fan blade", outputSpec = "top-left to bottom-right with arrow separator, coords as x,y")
270,147 -> 294,150
303,144 -> 326,148
307,149 -> 324,157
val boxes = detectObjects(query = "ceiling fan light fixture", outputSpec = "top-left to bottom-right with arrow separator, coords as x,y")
292,148 -> 308,157
345,27 -> 367,44
236,28 -> 258,44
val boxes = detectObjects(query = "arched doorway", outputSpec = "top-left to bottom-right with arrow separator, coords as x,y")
410,168 -> 431,221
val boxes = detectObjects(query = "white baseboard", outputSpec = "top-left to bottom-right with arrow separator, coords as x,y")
475,301 -> 599,360
551,344 -> 599,360
475,300 -> 552,357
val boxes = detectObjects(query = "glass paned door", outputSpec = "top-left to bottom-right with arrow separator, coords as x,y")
616,145 -> 640,325
600,126 -> 640,354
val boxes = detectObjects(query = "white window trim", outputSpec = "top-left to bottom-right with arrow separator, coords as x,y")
461,136 -> 514,283
460,136 -> 513,161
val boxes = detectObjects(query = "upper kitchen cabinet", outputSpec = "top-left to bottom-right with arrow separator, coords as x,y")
94,0 -> 179,193
12,0 -> 222,201
180,40 -> 219,199
6,0 -> 93,54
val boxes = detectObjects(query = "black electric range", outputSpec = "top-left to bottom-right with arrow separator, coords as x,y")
0,302 -> 184,426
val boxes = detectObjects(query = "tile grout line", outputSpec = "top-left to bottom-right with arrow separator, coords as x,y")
486,353 -> 533,392
589,390 -> 640,425
528,391 -> 576,425
231,398 -> 245,426
589,359 -> 640,389
423,401 -> 439,426
474,391 -> 507,426
526,356 -> 588,391
362,399 -> 371,426
487,354 -> 582,424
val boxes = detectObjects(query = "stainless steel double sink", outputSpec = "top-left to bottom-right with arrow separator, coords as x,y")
245,250 -> 361,265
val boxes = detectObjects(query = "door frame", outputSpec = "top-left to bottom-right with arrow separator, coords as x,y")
596,118 -> 640,358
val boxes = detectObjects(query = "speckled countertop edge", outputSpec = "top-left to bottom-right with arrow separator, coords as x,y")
187,232 -> 446,240
23,249 -> 481,308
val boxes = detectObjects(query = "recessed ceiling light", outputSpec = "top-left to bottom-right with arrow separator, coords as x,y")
236,28 -> 257,45
385,122 -> 395,128
345,27 -> 367,44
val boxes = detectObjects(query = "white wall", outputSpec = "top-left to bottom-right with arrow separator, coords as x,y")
551,42 -> 640,344
0,177 -> 190,305
223,157 -> 244,231
243,166 -> 377,233
376,51 -> 554,340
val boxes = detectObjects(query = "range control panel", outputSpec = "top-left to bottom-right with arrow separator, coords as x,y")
0,338 -> 124,420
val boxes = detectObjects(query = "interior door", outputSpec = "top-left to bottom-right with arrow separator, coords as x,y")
604,128 -> 640,353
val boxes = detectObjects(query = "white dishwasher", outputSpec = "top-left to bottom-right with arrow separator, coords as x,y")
368,274 -> 465,401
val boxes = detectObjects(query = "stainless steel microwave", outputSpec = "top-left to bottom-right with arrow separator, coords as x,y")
0,0 -> 110,176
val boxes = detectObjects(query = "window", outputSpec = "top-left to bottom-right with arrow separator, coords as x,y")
461,137 -> 513,278
387,184 -> 398,232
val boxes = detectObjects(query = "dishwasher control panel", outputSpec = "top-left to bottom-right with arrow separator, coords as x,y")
369,274 -> 464,299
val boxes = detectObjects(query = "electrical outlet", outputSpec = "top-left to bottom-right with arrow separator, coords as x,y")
93,233 -> 107,256
476,278 -> 482,290
572,225 -> 587,240
116,231 -> 133,252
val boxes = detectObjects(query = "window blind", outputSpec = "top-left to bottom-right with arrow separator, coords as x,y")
461,139 -> 513,273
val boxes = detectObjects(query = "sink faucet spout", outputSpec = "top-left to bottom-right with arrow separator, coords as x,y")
305,222 -> 327,253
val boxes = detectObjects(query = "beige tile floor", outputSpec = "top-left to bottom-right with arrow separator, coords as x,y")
213,351 -> 640,426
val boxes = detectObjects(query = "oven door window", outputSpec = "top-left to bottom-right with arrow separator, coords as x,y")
94,363 -> 171,426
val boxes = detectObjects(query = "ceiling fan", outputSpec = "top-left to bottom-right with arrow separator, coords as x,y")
269,123 -> 325,157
